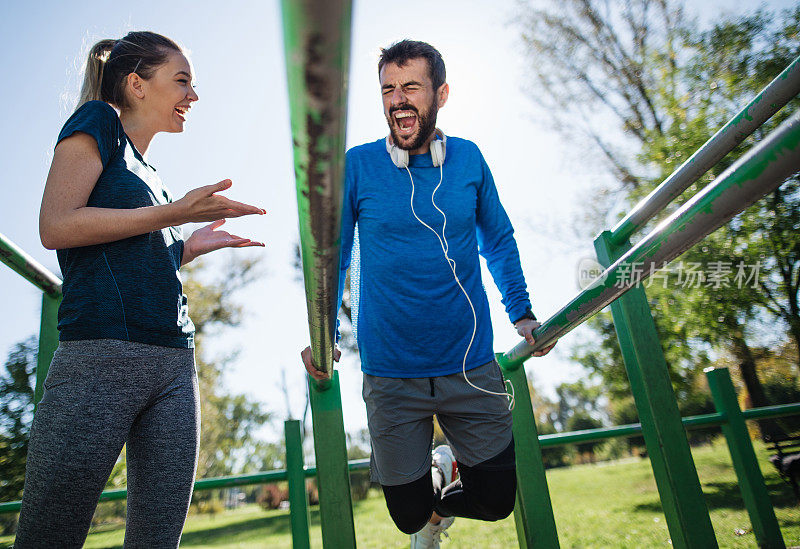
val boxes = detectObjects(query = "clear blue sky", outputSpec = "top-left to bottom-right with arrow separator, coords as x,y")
0,0 -> 790,438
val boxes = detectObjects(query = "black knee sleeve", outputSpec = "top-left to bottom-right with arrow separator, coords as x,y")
381,470 -> 435,534
436,438 -> 517,521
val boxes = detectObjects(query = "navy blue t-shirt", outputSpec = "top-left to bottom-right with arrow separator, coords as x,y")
54,100 -> 195,348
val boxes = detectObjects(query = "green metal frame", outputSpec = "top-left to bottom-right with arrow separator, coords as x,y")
0,233 -> 62,407
281,0 -> 356,546
705,368 -> 784,548
497,57 -> 800,547
285,419 -> 311,549
498,364 -> 560,549
594,232 -> 717,548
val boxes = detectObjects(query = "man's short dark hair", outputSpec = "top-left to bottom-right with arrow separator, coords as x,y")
378,40 -> 446,90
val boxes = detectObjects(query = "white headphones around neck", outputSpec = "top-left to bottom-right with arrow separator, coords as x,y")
385,128 -> 447,168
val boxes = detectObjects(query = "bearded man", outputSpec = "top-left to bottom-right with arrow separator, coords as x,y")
302,39 -> 554,548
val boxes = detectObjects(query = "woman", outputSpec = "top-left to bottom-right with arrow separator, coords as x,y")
14,31 -> 264,547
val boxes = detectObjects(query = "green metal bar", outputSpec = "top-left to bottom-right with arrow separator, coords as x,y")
705,368 -> 785,549
595,232 -> 717,549
499,109 -> 800,370
285,419 -> 311,549
35,293 -> 60,406
2,403 -> 797,515
539,413 -> 724,448
0,459 -> 376,515
742,403 -> 800,421
307,371 -> 356,548
281,0 -> 352,380
496,360 -> 560,548
610,55 -> 800,245
281,1 -> 356,544
0,232 -> 62,297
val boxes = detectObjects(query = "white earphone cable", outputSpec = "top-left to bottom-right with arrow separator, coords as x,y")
405,163 -> 515,411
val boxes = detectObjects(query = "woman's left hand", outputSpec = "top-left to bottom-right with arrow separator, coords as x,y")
182,219 -> 264,265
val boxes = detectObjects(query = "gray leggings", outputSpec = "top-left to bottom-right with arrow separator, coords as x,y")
14,339 -> 200,549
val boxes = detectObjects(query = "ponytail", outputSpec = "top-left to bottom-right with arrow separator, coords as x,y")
75,32 -> 183,112
77,39 -> 116,110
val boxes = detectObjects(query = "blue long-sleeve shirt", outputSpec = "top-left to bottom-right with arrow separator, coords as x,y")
339,136 -> 531,378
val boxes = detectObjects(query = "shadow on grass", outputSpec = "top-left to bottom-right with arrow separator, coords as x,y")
89,498 -> 380,548
179,507 -> 321,547
632,477 -> 798,514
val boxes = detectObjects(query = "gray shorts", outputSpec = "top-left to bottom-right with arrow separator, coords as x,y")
363,360 -> 513,486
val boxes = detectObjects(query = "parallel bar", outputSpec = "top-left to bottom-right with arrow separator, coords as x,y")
610,55 -> 800,244
706,368 -> 785,548
0,232 -> 62,297
281,1 -> 356,545
281,0 -> 352,380
500,110 -> 800,369
35,293 -> 60,406
286,419 -> 311,549
497,363 -> 560,548
595,232 -> 717,549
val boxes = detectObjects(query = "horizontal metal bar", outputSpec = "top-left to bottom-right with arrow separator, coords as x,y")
1,402 -> 796,515
498,110 -> 800,369
0,232 -> 61,297
742,402 -> 800,421
610,55 -> 800,245
539,413 -> 726,448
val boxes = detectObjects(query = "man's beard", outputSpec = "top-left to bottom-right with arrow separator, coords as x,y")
389,99 -> 438,152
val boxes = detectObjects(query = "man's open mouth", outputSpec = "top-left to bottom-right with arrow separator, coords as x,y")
393,110 -> 417,136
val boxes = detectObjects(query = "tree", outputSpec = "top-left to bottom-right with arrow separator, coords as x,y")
181,255 -> 272,478
518,0 -> 800,420
0,338 -> 36,533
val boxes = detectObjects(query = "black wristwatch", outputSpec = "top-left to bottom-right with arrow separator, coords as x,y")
512,309 -> 537,325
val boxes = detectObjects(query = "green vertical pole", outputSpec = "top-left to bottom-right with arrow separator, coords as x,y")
308,372 -> 356,548
594,231 -> 717,549
286,419 -> 311,549
35,293 -> 60,406
497,357 -> 560,549
705,368 -> 785,549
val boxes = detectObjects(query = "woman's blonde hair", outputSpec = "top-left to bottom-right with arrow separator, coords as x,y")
77,31 -> 182,111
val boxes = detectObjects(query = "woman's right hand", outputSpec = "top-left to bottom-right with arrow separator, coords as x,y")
40,133 -> 266,249
175,179 -> 265,222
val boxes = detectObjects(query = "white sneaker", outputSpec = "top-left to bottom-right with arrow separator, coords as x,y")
409,515 -> 455,549
432,445 -> 458,485
408,445 -> 458,548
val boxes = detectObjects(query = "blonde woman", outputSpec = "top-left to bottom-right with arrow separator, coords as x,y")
15,31 -> 264,548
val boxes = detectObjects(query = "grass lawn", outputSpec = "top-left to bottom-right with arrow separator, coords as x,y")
2,439 -> 797,548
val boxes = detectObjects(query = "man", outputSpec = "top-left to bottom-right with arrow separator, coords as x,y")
302,39 -> 555,548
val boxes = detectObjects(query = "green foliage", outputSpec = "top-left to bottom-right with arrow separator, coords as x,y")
0,338 -> 36,534
0,338 -> 35,503
181,255 -> 273,479
521,0 -> 800,422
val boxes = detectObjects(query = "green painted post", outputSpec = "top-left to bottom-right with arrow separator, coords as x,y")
35,293 -> 60,406
285,419 -> 311,549
594,231 -> 717,549
308,371 -> 356,548
705,368 -> 785,549
496,356 -> 560,549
